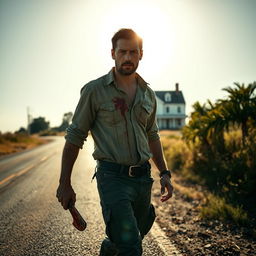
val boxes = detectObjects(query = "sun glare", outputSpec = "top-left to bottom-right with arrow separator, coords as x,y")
97,1 -> 175,81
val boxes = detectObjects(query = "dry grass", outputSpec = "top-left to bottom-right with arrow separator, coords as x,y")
159,130 -> 182,138
200,194 -> 249,225
160,128 -> 255,226
173,180 -> 205,201
0,133 -> 47,156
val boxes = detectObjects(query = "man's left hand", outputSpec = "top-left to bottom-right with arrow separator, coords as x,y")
160,175 -> 173,202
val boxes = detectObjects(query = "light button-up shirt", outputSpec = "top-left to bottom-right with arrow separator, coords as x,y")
65,68 -> 160,165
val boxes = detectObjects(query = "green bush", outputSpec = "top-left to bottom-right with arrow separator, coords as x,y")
163,82 -> 256,225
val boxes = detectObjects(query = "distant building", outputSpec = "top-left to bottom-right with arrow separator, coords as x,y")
155,83 -> 186,130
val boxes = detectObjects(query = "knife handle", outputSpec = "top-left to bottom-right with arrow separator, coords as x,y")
68,205 -> 87,231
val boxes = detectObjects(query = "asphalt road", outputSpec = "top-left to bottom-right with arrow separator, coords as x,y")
0,136 -> 172,256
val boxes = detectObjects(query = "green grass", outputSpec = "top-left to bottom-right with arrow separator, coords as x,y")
200,194 -> 249,226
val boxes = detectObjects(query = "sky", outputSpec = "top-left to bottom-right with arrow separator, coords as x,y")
0,0 -> 255,132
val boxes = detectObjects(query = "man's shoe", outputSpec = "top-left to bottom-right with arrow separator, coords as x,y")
99,238 -> 118,256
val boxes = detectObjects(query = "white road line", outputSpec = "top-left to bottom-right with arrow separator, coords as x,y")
150,221 -> 182,256
0,164 -> 34,186
0,155 -> 51,186
40,156 -> 47,162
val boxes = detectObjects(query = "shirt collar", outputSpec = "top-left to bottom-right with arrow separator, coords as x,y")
105,67 -> 149,91
105,68 -> 115,85
136,73 -> 149,91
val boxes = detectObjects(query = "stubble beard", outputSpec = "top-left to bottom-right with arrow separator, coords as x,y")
116,61 -> 138,76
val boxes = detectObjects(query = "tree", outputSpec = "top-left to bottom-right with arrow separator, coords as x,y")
219,82 -> 256,145
184,82 -> 256,147
29,117 -> 50,134
58,112 -> 73,131
15,127 -> 27,134
182,101 -> 212,148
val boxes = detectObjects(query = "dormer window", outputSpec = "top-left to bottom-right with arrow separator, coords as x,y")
165,93 -> 171,102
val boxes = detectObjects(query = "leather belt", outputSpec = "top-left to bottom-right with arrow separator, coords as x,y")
97,160 -> 151,177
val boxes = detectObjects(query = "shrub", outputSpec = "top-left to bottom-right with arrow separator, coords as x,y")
162,82 -> 256,225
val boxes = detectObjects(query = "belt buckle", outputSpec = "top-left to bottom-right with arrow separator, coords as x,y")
128,165 -> 140,177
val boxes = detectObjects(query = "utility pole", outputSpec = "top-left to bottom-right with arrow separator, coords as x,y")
27,107 -> 31,135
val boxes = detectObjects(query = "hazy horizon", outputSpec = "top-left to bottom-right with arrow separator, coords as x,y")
1,0 -> 255,132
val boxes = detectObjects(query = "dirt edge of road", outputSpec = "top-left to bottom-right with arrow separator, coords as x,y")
151,168 -> 256,256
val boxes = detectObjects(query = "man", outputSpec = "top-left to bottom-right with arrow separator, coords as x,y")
56,28 -> 173,256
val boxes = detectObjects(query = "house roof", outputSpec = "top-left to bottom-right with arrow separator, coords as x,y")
155,91 -> 186,104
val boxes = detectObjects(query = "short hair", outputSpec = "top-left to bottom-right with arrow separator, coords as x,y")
111,28 -> 143,51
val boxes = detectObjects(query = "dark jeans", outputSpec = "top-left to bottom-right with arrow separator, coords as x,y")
96,163 -> 156,256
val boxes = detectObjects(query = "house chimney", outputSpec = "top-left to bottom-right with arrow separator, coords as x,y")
175,83 -> 179,92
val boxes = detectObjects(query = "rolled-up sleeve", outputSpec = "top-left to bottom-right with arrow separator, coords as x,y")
65,84 -> 96,148
146,95 -> 160,142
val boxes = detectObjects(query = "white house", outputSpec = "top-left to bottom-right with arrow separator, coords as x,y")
155,83 -> 186,130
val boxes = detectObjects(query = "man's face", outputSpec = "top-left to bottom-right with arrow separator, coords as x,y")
111,38 -> 143,76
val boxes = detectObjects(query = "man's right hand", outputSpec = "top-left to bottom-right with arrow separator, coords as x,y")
56,183 -> 76,210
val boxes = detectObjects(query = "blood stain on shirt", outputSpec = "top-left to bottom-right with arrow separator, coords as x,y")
112,97 -> 128,117
112,97 -> 132,159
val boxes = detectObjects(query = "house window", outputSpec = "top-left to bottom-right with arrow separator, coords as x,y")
177,106 -> 181,113
166,106 -> 169,113
165,93 -> 171,102
177,119 -> 181,126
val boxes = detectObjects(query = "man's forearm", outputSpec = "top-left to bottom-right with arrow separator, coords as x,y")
148,139 -> 168,172
59,141 -> 80,185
